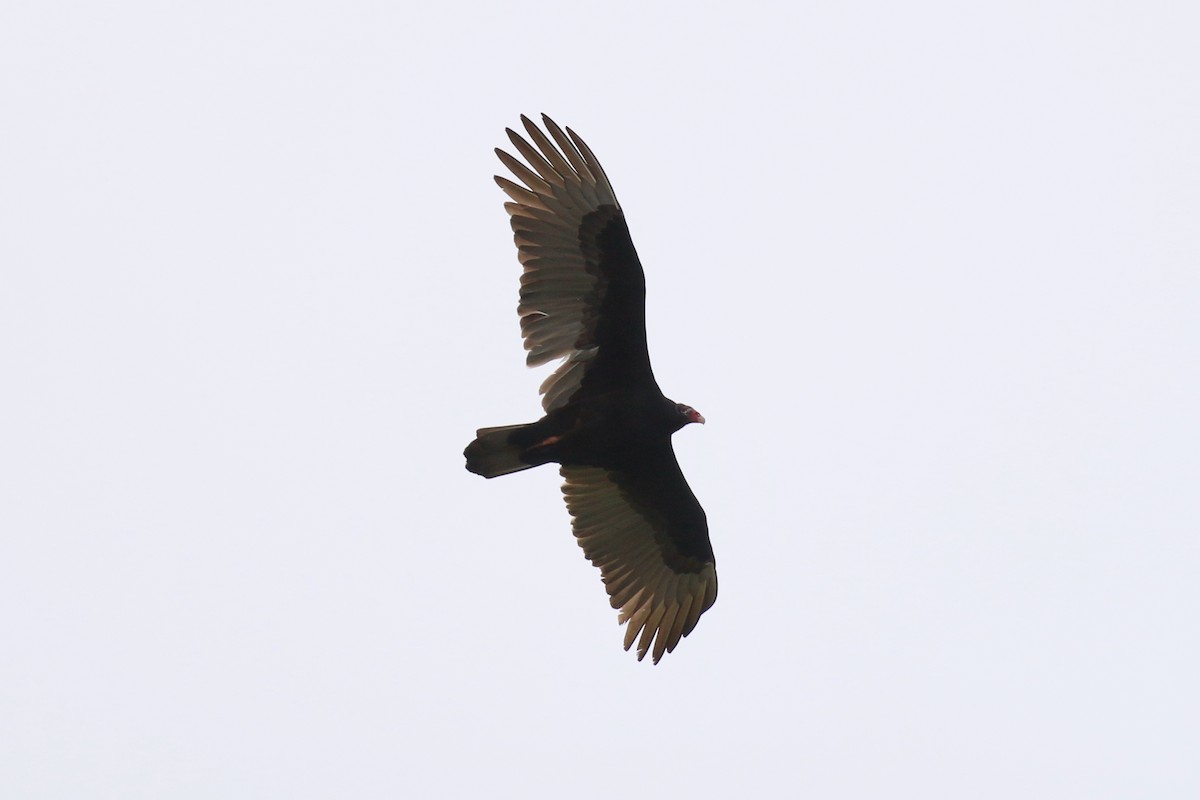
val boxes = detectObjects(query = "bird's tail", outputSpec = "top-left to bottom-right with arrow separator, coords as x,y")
464,424 -> 540,478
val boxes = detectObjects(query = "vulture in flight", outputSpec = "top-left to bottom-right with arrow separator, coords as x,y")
464,115 -> 716,663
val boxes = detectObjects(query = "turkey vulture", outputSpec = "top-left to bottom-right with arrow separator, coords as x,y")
464,115 -> 716,664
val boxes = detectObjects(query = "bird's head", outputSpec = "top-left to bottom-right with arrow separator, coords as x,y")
675,402 -> 706,426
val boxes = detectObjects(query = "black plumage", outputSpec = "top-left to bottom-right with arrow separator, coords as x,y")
464,115 -> 716,663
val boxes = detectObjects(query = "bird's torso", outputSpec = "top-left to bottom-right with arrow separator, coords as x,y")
519,386 -> 681,470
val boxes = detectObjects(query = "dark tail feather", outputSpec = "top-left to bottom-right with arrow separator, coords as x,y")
464,424 -> 538,478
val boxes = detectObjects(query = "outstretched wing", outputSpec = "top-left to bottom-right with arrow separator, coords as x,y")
495,115 -> 656,412
560,442 -> 717,664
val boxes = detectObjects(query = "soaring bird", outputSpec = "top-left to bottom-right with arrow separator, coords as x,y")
464,115 -> 716,663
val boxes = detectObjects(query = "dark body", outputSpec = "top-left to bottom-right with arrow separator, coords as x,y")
463,116 -> 716,663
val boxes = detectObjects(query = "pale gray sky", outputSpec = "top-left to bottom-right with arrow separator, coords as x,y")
2,2 -> 1198,797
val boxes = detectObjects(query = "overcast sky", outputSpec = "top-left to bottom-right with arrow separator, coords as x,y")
2,2 -> 1198,798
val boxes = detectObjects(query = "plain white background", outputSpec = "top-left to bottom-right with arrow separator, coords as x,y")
2,2 -> 1197,797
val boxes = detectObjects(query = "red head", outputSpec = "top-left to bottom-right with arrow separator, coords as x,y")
676,403 -> 706,426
